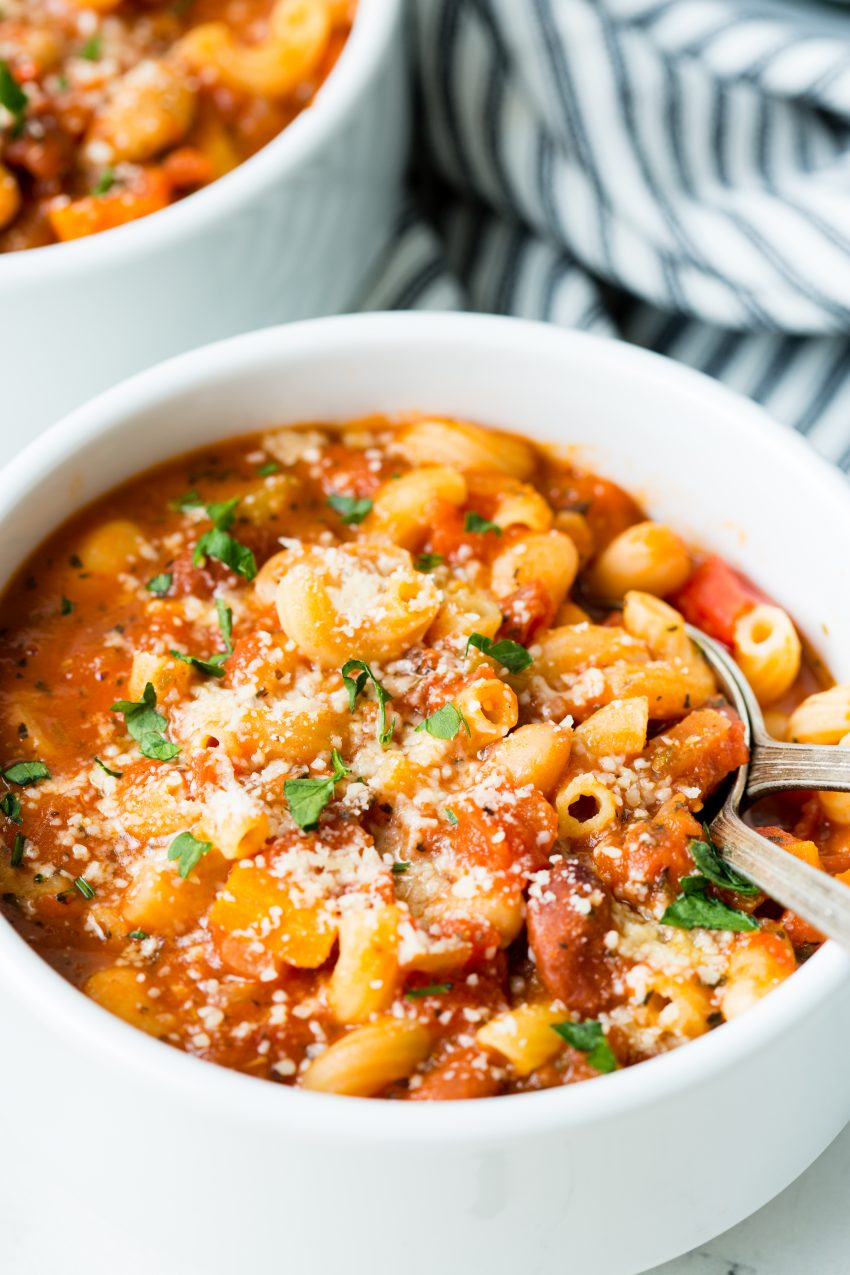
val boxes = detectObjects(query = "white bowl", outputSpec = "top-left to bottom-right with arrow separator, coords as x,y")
0,0 -> 406,439
2,313 -> 849,1275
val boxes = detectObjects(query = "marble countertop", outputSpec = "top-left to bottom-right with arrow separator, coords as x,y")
650,1121 -> 850,1274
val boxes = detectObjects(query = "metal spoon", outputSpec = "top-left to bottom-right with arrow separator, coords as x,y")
688,626 -> 850,951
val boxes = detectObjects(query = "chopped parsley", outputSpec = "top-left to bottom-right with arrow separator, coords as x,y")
171,489 -> 203,512
110,682 -> 180,762
405,983 -> 453,999
415,703 -> 470,741
444,807 -> 459,826
0,60 -> 27,128
688,825 -> 759,896
327,493 -> 373,525
0,793 -> 22,823
661,875 -> 759,932
391,860 -> 410,874
341,659 -> 393,746
94,756 -> 123,779
167,831 -> 212,880
60,596 -> 74,616
128,929 -> 149,941
464,511 -> 502,536
146,572 -> 173,596
74,876 -> 96,900
284,749 -> 349,831
91,168 -> 115,197
551,1020 -> 617,1074
9,833 -> 25,867
171,598 -> 234,678
80,34 -> 102,60
414,553 -> 444,572
465,632 -> 533,674
257,460 -> 280,477
3,761 -> 50,786
193,499 -> 257,582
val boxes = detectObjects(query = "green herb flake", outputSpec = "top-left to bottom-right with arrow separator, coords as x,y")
3,761 -> 51,786
391,861 -> 410,875
146,572 -> 173,596
167,831 -> 213,880
193,501 -> 257,582
405,983 -> 453,999
0,60 -> 27,126
341,659 -> 394,746
60,596 -> 74,616
688,825 -> 759,896
110,682 -> 180,762
171,489 -> 203,512
414,553 -> 444,573
91,167 -> 115,197
551,1020 -> 618,1074
257,461 -> 280,477
415,703 -> 470,741
327,493 -> 373,526
80,34 -> 102,60
128,929 -> 149,941
94,756 -> 123,779
661,876 -> 759,932
464,511 -> 502,536
444,807 -> 459,827
171,598 -> 234,678
74,876 -> 96,900
0,792 -> 22,823
465,632 -> 533,674
284,748 -> 349,831
10,833 -> 25,867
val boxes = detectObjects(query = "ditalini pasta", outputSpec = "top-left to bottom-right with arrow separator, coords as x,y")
0,0 -> 354,251
0,415 -> 846,1099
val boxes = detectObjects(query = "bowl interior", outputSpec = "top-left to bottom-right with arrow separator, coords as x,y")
1,310 -> 848,1136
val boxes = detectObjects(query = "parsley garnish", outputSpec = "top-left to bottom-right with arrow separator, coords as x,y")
284,749 -> 349,831
444,807 -> 458,826
552,1020 -> 617,1074
94,756 -> 123,779
0,60 -> 27,127
110,682 -> 180,762
414,553 -> 444,572
128,929 -> 148,941
391,861 -> 410,874
327,493 -> 373,525
341,659 -> 394,746
257,461 -> 280,477
464,511 -> 502,536
9,833 -> 24,867
405,983 -> 453,999
0,793 -> 22,823
171,598 -> 234,678
74,876 -> 96,900
146,572 -> 173,596
167,831 -> 212,880
415,703 -> 470,741
193,499 -> 257,582
60,596 -> 74,616
91,167 -> 115,196
465,632 -> 533,674
688,825 -> 759,896
661,875 -> 758,932
80,34 -> 102,60
171,489 -> 203,512
3,761 -> 50,786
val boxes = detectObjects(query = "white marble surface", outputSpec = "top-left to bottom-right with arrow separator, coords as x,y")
650,1120 -> 850,1274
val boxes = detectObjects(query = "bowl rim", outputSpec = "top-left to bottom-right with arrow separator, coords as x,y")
0,0 -> 399,282
2,310 -> 849,1143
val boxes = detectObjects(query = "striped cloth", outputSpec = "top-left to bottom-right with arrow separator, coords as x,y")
365,0 -> 850,472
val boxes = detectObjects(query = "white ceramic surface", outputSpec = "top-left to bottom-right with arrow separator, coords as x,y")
1,313 -> 849,1275
0,0 -> 407,438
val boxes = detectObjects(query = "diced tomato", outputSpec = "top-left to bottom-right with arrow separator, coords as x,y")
671,555 -> 765,646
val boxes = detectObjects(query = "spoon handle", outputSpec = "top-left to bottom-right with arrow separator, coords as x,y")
711,806 -> 850,952
747,739 -> 850,801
